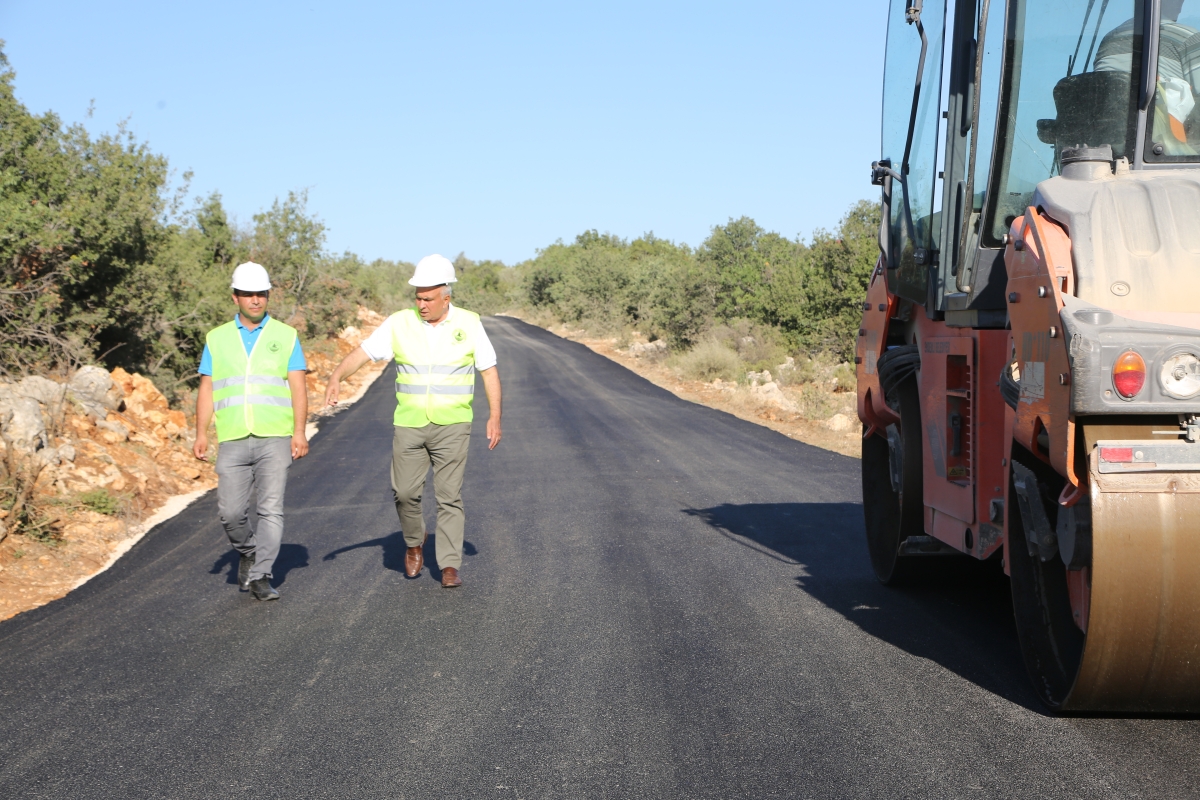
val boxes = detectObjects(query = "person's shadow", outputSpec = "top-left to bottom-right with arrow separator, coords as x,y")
323,532 -> 477,581
210,543 -> 310,588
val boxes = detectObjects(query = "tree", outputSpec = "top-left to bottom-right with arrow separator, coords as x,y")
250,190 -> 327,323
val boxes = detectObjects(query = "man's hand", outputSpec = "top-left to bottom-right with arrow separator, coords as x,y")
292,432 -> 309,459
480,366 -> 502,450
194,375 -> 214,461
193,431 -> 208,461
324,377 -> 341,408
325,346 -> 372,408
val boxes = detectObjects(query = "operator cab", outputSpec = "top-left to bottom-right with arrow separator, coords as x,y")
878,0 -> 1200,321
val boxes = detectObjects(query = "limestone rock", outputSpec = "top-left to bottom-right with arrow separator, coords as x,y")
750,380 -> 797,413
825,413 -> 855,432
122,372 -> 168,414
96,420 -> 130,443
0,390 -> 48,452
357,306 -> 386,327
338,325 -> 363,346
68,366 -> 124,418
14,375 -> 66,406
628,340 -> 667,357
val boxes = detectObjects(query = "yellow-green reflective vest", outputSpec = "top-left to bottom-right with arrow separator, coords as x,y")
390,307 -> 479,427
207,317 -> 298,442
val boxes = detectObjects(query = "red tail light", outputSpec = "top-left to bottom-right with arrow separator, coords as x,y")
1113,350 -> 1146,398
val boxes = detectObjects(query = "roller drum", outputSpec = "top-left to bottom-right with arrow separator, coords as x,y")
1064,465 -> 1200,711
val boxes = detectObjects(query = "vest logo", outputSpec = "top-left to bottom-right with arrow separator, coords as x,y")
453,328 -> 466,343
268,340 -> 282,353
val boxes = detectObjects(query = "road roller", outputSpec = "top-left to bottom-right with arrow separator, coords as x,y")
858,0 -> 1200,711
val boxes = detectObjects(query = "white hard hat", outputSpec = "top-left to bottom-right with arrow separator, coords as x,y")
408,254 -> 457,287
231,261 -> 272,292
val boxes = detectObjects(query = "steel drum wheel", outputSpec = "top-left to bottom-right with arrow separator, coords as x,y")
861,379 -> 924,585
1007,447 -> 1200,712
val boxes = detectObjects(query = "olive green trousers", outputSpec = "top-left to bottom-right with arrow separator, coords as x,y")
390,422 -> 471,570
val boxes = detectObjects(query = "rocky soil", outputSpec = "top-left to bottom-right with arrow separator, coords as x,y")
0,306 -> 388,622
538,322 -> 862,458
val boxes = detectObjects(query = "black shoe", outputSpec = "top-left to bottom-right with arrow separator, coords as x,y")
238,552 -> 256,589
249,577 -> 279,601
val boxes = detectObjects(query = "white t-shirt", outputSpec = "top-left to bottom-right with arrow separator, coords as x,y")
360,305 -> 497,370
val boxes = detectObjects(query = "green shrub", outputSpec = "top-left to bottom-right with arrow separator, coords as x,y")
703,320 -> 787,372
831,361 -> 857,393
672,340 -> 744,383
78,488 -> 121,516
0,447 -> 55,543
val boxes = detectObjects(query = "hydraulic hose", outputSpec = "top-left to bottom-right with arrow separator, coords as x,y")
1000,361 -> 1021,410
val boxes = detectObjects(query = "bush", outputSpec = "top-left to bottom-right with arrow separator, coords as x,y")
703,320 -> 787,373
672,340 -> 744,383
0,435 -> 55,542
831,361 -> 857,393
77,488 -> 122,516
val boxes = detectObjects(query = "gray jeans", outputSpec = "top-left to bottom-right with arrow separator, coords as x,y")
391,422 -> 471,570
216,435 -> 292,580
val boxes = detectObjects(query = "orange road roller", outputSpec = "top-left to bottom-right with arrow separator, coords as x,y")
859,0 -> 1200,711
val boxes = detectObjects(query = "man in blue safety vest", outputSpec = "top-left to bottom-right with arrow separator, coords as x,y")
193,261 -> 310,601
324,254 -> 502,588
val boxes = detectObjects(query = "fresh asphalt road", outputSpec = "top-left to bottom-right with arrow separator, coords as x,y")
1,317 -> 1198,799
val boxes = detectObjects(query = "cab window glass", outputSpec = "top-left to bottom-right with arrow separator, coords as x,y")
985,0 -> 1140,244
881,0 -> 948,299
1145,0 -> 1200,161
970,0 -> 1006,214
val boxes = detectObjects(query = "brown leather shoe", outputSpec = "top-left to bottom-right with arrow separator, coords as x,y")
404,537 -> 426,578
440,567 -> 462,588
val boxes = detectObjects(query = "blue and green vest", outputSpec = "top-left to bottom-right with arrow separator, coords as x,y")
207,317 -> 297,441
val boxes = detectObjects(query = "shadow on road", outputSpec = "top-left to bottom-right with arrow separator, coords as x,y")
209,543 -> 310,588
322,531 -> 477,581
683,502 -> 1043,713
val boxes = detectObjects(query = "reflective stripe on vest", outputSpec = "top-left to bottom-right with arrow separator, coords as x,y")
389,307 -> 480,427
213,394 -> 295,411
394,364 -> 477,376
207,317 -> 298,442
212,375 -> 290,390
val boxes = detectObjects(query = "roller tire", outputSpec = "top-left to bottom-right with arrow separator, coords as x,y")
861,377 -> 925,585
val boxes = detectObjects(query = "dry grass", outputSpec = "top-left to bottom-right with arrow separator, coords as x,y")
671,340 -> 743,382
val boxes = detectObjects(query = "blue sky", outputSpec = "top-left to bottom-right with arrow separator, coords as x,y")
0,1 -> 887,264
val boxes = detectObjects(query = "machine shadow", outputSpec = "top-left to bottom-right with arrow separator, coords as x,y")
322,531 -> 477,581
209,543 -> 310,588
683,502 -> 1044,713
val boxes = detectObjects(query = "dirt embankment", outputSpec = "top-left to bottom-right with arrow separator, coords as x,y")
532,321 -> 863,459
0,307 -> 389,622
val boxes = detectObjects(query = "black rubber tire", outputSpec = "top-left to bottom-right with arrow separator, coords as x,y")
1007,449 -> 1083,710
861,377 -> 925,584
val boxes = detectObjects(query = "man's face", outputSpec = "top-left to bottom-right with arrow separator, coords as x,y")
414,285 -> 450,322
233,290 -> 269,322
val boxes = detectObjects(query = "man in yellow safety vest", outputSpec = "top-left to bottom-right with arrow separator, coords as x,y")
324,253 -> 502,588
193,261 -> 309,601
